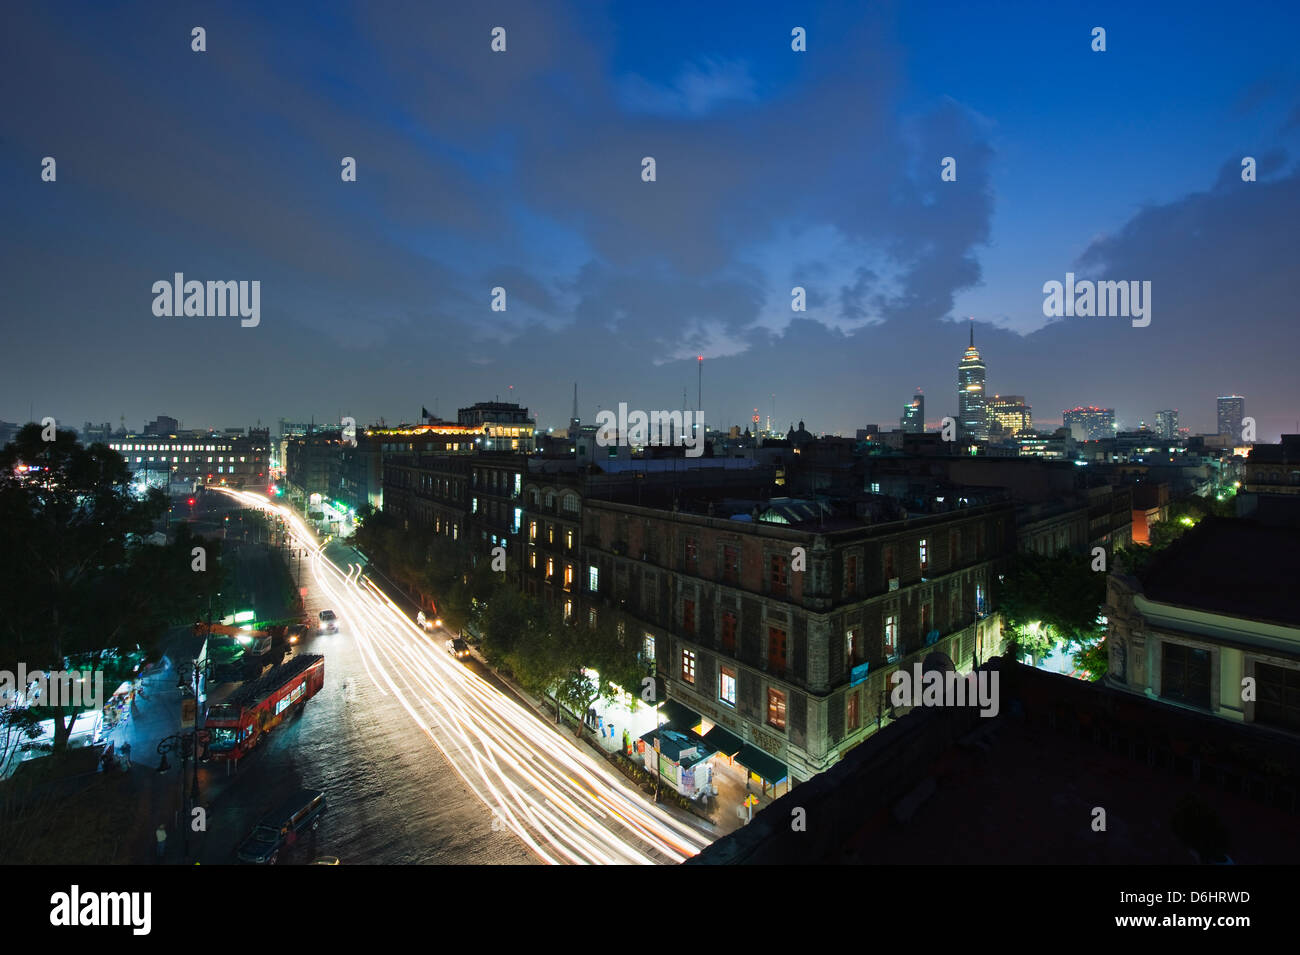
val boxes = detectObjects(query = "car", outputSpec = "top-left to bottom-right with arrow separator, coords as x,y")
446,638 -> 470,660
318,610 -> 338,633
236,789 -> 327,865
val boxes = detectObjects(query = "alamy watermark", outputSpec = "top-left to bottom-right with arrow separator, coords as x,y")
152,273 -> 260,328
0,664 -> 105,711
890,663 -> 999,718
594,403 -> 705,458
1042,272 -> 1150,327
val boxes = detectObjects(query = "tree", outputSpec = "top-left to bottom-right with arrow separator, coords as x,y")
0,426 -> 205,750
554,614 -> 643,739
994,550 -> 1106,662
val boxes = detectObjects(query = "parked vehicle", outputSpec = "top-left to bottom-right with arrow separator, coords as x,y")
236,789 -> 327,864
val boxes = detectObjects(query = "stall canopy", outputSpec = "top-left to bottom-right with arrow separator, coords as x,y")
702,724 -> 744,758
735,744 -> 788,785
658,699 -> 701,732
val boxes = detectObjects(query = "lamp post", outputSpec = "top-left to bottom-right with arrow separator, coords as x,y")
156,733 -> 193,857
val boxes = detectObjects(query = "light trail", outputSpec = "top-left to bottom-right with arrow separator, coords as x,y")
219,489 -> 713,865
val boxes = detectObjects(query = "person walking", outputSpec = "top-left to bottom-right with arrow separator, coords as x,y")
120,741 -> 132,770
155,824 -> 167,861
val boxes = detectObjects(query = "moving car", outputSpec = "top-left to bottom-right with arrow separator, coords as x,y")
236,789 -> 327,865
446,638 -> 470,660
318,610 -> 338,633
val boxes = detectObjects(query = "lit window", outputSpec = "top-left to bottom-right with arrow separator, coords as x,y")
529,521 -> 537,541
529,552 -> 537,569
588,566 -> 598,591
885,614 -> 897,658
564,564 -> 574,591
767,688 -> 787,730
546,558 -> 554,578
919,538 -> 928,572
681,650 -> 696,685
563,600 -> 573,622
720,666 -> 736,706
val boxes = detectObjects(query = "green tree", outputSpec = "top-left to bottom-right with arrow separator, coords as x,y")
994,550 -> 1106,661
0,426 -> 206,750
554,613 -> 644,739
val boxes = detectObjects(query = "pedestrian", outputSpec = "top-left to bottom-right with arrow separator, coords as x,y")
155,824 -> 167,860
622,728 -> 630,755
120,741 -> 132,770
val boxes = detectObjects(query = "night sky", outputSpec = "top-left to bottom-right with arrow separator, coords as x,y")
2,1 -> 1298,438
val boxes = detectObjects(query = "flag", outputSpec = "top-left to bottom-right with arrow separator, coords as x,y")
421,406 -> 430,419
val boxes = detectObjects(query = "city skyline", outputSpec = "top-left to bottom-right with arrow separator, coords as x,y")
2,2 -> 1298,439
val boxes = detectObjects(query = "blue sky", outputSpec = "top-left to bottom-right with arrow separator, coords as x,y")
2,0 -> 1298,437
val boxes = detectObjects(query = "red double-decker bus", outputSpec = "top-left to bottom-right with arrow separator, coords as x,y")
204,654 -> 324,760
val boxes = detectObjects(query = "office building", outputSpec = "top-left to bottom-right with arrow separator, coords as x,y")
1154,409 -> 1179,441
900,392 -> 924,434
1217,395 -> 1245,440
1063,406 -> 1115,441
986,395 -> 1032,437
957,326 -> 987,441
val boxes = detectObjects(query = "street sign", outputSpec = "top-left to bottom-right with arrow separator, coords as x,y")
181,697 -> 197,730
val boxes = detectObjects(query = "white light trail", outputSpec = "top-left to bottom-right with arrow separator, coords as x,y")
218,490 -> 712,865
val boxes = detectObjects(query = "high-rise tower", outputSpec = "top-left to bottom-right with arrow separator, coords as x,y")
958,323 -> 987,440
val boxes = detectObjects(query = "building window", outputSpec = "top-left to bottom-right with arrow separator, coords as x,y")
588,565 -> 598,592
563,564 -> 574,591
769,555 -> 789,597
565,528 -> 574,550
683,599 -> 695,635
722,545 -> 739,584
643,633 -> 656,666
845,555 -> 858,598
588,608 -> 598,629
681,649 -> 696,685
685,537 -> 698,571
884,545 -> 895,580
1161,642 -> 1211,709
950,529 -> 961,566
976,582 -> 987,616
847,689 -> 860,732
919,538 -> 928,575
720,666 -> 737,706
546,557 -> 554,579
921,602 -> 931,636
529,520 -> 537,541
767,627 -> 787,676
564,600 -> 573,622
547,524 -> 554,545
529,552 -> 537,570
721,612 -> 737,654
885,614 -> 897,659
846,627 -> 859,665
1256,662 -> 1300,733
767,688 -> 787,730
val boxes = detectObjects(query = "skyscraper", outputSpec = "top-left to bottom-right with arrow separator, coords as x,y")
1154,409 -> 1179,440
986,395 -> 1032,436
957,324 -> 987,440
901,390 -> 925,433
1217,395 -> 1245,439
1063,406 -> 1115,441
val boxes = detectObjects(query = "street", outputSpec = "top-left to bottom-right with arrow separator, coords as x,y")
199,489 -> 713,864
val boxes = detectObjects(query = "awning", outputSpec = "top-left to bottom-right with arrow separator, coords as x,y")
658,699 -> 701,732
702,724 -> 744,757
735,744 -> 788,785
